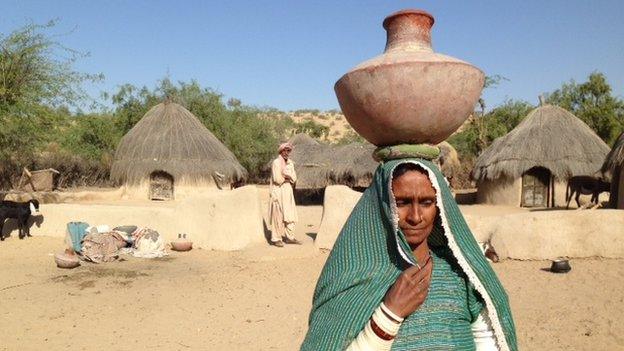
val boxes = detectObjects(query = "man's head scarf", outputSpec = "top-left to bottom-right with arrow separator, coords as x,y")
279,142 -> 293,153
301,158 -> 517,351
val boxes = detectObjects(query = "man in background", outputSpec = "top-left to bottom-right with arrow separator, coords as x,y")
268,142 -> 301,247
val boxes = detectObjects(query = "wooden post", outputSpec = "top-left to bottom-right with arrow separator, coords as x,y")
24,167 -> 36,192
550,175 -> 555,208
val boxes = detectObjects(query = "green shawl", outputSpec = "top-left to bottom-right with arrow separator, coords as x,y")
301,159 -> 517,350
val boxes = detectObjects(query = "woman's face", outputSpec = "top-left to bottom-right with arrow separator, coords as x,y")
392,170 -> 438,248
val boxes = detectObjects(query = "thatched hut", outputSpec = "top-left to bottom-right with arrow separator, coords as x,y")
111,102 -> 246,200
601,132 -> 624,209
288,134 -> 460,189
473,104 -> 610,207
287,134 -> 376,189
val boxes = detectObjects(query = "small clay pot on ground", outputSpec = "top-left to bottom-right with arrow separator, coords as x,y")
54,252 -> 80,269
171,241 -> 193,252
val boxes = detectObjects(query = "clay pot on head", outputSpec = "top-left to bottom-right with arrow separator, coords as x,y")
335,9 -> 485,146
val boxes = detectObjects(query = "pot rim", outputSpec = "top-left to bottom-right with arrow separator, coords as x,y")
383,9 -> 435,29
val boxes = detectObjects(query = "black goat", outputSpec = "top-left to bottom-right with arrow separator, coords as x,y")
0,199 -> 40,240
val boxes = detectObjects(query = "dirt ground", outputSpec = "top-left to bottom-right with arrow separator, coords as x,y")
1,202 -> 623,350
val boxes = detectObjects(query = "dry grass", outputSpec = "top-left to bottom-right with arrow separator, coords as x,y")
602,131 -> 624,176
111,102 -> 247,185
473,105 -> 610,181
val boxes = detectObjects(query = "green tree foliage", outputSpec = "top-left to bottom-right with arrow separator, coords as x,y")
110,84 -> 158,135
61,113 -> 120,161
0,20 -> 102,111
0,21 -> 107,188
293,119 -> 329,139
545,72 -> 624,144
449,99 -> 534,159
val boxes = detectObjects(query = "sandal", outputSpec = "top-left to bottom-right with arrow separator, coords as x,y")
284,238 -> 303,245
272,240 -> 284,247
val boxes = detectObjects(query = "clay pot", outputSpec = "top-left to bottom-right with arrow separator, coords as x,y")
335,9 -> 485,146
54,252 -> 80,269
171,241 -> 193,252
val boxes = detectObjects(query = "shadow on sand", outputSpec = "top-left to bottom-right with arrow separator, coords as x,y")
1,214 -> 45,239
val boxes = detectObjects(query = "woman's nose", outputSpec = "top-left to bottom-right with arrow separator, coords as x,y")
407,204 -> 423,224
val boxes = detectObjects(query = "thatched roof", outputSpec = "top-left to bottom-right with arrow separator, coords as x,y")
288,134 -> 376,189
288,134 -> 460,189
111,102 -> 247,185
601,132 -> 624,178
473,104 -> 610,181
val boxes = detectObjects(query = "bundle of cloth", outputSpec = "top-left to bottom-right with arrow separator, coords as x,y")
82,230 -> 127,263
130,227 -> 167,258
64,222 -> 167,263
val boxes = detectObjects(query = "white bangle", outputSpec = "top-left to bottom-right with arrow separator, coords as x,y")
372,305 -> 402,336
380,302 -> 405,323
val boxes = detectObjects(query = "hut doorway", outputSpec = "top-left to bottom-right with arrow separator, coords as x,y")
521,167 -> 551,207
150,171 -> 174,201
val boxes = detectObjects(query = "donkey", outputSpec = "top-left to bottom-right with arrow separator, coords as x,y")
565,176 -> 610,209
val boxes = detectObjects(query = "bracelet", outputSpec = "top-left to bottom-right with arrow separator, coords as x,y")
370,304 -> 402,339
380,302 -> 404,324
370,318 -> 396,341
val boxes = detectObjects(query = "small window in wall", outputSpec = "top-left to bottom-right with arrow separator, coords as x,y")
150,171 -> 174,201
521,167 -> 551,207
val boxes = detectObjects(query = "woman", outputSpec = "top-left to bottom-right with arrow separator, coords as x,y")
301,158 -> 517,350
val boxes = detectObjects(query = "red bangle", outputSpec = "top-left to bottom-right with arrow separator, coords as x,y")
370,318 -> 396,341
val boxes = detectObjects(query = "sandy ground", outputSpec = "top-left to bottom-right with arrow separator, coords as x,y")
1,201 -> 623,350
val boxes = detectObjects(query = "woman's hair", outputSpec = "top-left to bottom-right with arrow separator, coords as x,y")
392,162 -> 429,179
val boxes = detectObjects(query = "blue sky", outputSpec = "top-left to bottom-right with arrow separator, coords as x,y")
2,0 -> 623,112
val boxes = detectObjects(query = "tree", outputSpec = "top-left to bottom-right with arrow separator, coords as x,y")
449,99 -> 533,158
0,20 -> 102,111
111,84 -> 160,134
448,73 -> 531,159
61,113 -> 120,161
546,72 -> 624,144
0,20 -> 105,188
293,119 -> 329,139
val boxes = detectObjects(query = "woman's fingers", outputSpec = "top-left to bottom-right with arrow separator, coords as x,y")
402,264 -> 421,276
385,258 -> 434,318
405,257 -> 433,280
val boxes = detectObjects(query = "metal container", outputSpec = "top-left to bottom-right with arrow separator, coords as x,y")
550,259 -> 571,273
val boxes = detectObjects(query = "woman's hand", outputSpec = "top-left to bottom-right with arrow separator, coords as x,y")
383,258 -> 433,318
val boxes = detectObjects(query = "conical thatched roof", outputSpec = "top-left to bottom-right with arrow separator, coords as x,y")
111,102 -> 247,185
473,105 -> 610,181
287,134 -> 459,189
601,132 -> 624,178
288,134 -> 376,189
